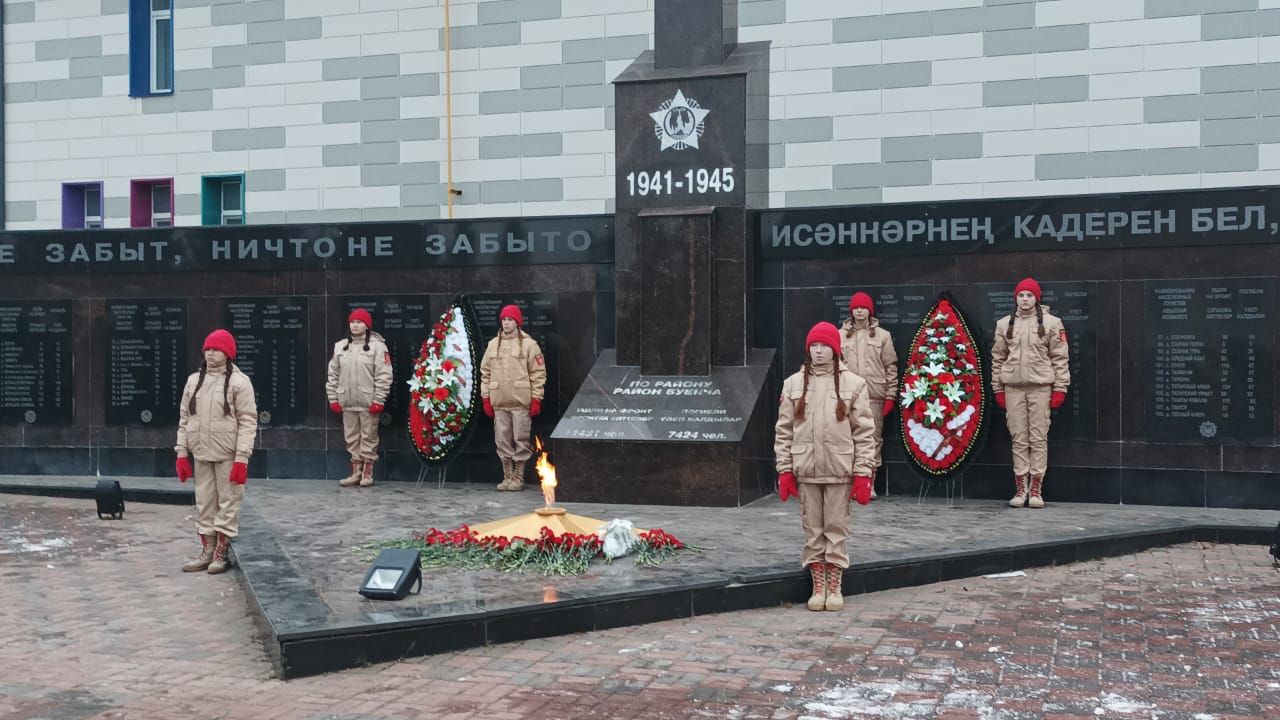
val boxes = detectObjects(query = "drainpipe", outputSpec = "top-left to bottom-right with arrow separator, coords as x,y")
444,0 -> 456,219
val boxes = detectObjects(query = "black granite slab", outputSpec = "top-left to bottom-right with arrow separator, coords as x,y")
3,475 -> 1276,680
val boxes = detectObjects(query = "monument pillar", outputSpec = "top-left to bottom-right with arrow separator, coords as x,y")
552,0 -> 774,506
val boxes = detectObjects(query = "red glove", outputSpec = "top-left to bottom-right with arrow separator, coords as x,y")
1050,391 -> 1066,409
529,398 -> 541,417
778,472 -> 798,502
482,397 -> 494,418
994,392 -> 1006,409
229,462 -> 248,486
176,456 -> 192,483
882,398 -> 895,417
368,402 -> 384,415
852,476 -> 873,505
329,402 -> 342,414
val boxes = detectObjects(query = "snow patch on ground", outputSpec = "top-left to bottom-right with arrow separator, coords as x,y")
1095,693 -> 1154,714
0,534 -> 70,554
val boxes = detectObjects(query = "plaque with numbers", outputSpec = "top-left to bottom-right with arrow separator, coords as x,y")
107,301 -> 187,426
826,285 -> 937,367
979,282 -> 1098,441
0,301 -> 72,425
225,297 -> 308,427
344,296 -> 429,424
1144,280 -> 1275,443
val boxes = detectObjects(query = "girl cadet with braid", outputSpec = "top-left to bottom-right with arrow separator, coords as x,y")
175,329 -> 258,575
774,322 -> 877,612
326,308 -> 393,488
990,277 -> 1071,509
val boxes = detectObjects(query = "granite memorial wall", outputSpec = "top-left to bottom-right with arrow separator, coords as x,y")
3,185 -> 1279,508
0,216 -> 614,483
755,185 -> 1280,508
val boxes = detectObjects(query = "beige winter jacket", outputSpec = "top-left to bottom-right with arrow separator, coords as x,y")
839,318 -> 899,401
480,332 -> 547,410
774,364 -> 877,482
990,306 -> 1071,393
325,332 -> 394,411
175,364 -> 258,464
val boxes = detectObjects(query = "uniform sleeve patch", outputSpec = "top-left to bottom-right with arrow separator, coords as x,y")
535,354 -> 545,366
384,352 -> 392,365
1059,329 -> 1068,344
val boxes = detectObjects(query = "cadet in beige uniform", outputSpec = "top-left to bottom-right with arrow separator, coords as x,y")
840,291 -> 899,498
775,321 -> 877,611
480,305 -> 547,491
326,308 -> 394,488
175,329 -> 258,575
991,277 -> 1071,509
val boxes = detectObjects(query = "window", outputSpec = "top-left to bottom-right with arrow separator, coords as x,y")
151,183 -> 172,227
151,0 -> 173,94
61,182 -> 104,229
130,179 -> 173,228
221,178 -> 243,225
129,0 -> 172,96
201,174 -> 245,225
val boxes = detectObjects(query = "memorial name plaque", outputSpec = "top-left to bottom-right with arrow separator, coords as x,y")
1145,280 -> 1275,443
827,285 -> 936,365
225,297 -> 307,426
471,294 -> 560,416
345,296 -> 428,423
980,282 -> 1098,441
107,301 -> 187,426
0,301 -> 72,425
552,349 -> 771,443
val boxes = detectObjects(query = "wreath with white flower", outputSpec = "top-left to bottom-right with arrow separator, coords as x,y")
407,296 -> 482,465
898,294 -> 988,479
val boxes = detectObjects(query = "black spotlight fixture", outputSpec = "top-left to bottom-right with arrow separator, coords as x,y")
358,548 -> 423,600
94,479 -> 125,520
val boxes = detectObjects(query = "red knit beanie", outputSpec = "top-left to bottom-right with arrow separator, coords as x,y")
202,329 -> 237,361
1014,277 -> 1041,302
804,321 -> 842,359
499,304 -> 523,327
848,291 -> 874,315
348,308 -> 373,329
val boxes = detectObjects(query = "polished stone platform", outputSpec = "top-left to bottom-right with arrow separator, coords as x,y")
2,474 -> 1276,679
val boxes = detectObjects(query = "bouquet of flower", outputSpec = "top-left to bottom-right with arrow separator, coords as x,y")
407,297 -> 482,465
898,295 -> 987,479
374,524 -> 690,576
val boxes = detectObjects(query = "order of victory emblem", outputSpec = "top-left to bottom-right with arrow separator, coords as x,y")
649,89 -> 710,151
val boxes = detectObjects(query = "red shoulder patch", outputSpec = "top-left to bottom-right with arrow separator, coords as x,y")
384,352 -> 392,365
1059,329 -> 1068,344
535,354 -> 545,366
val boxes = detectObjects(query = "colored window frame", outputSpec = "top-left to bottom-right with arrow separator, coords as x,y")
201,174 -> 246,226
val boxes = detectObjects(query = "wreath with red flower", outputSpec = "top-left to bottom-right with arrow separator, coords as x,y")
897,294 -> 988,480
407,296 -> 482,465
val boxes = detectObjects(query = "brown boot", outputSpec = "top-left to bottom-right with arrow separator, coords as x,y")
496,458 -> 512,490
806,563 -> 826,611
339,460 -> 361,487
510,459 -> 527,490
207,533 -> 232,575
359,459 -> 375,487
1008,474 -> 1028,508
825,564 -> 845,611
181,533 -> 215,573
1027,475 -> 1045,508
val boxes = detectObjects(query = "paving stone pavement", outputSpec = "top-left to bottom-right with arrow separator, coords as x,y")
2,494 -> 1279,720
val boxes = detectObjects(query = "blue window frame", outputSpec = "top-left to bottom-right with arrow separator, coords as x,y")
129,0 -> 173,97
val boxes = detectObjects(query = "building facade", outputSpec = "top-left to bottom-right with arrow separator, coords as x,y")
5,0 -> 1280,229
